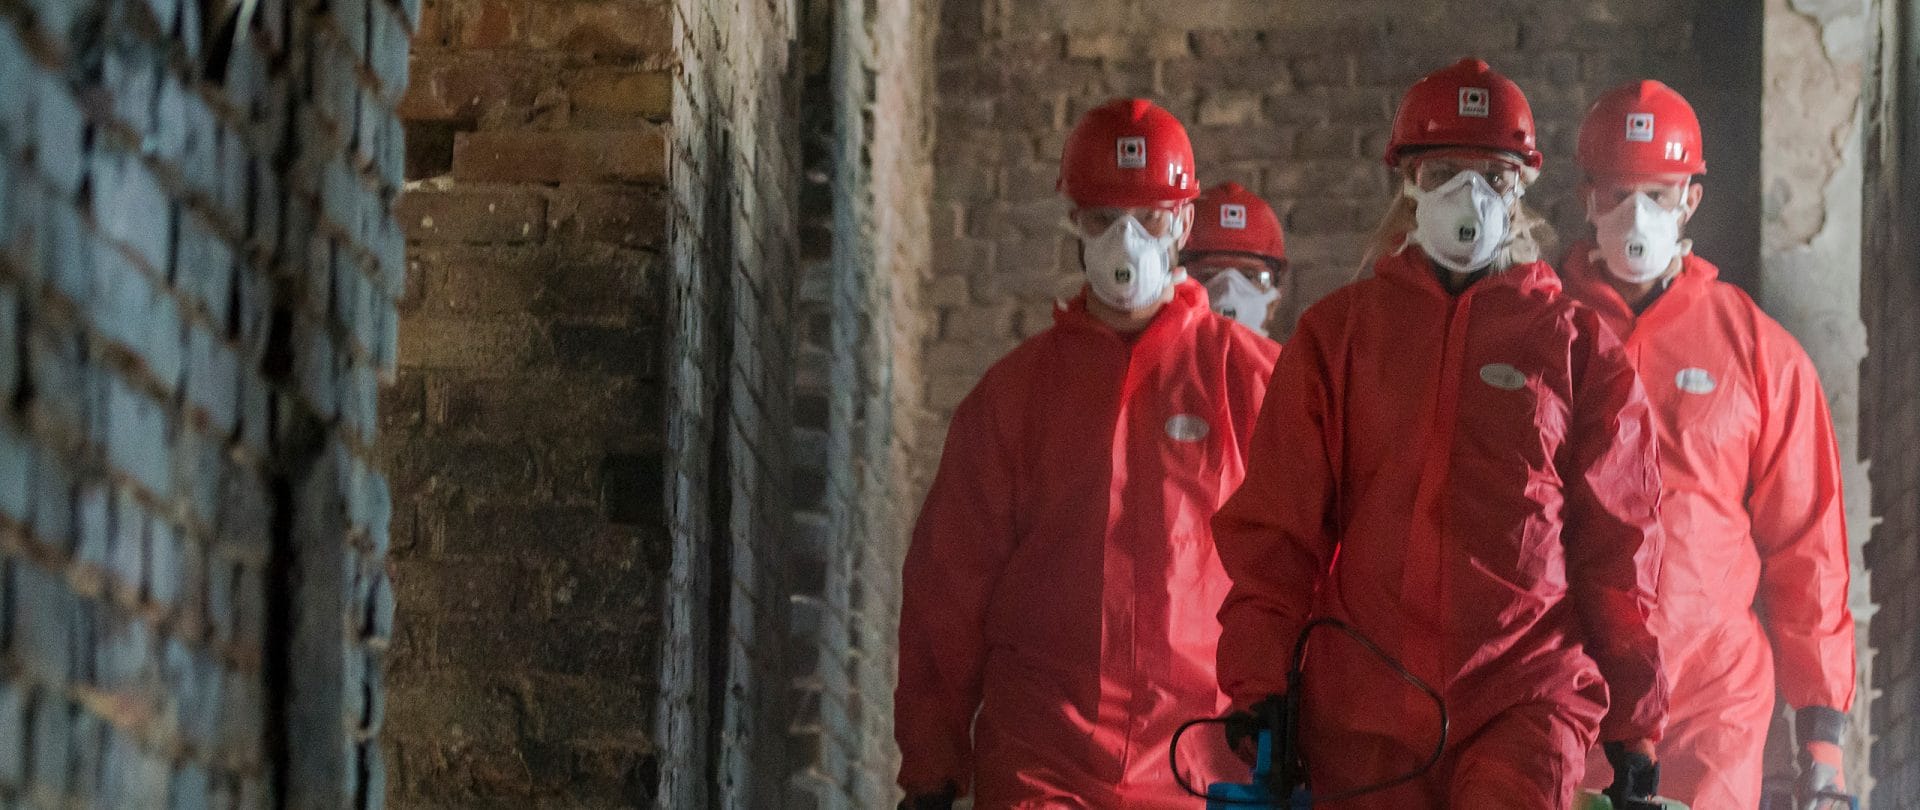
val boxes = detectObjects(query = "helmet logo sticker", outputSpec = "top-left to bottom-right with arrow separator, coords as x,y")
1117,136 -> 1147,169
1221,204 -> 1248,229
1664,142 -> 1686,161
1479,363 -> 1528,391
1165,414 -> 1211,443
1459,87 -> 1490,118
1168,159 -> 1190,189
1626,113 -> 1655,142
1675,368 -> 1717,395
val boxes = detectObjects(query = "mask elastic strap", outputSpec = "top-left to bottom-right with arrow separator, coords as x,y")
1161,212 -> 1186,277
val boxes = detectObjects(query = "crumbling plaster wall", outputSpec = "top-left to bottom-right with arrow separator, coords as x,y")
1760,0 -> 1877,798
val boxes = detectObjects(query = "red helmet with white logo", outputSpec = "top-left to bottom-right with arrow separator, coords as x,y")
1385,58 -> 1542,169
1577,80 -> 1707,177
1058,98 -> 1199,207
1186,182 -> 1286,262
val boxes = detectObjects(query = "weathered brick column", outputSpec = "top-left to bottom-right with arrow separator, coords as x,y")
0,0 -> 410,805
383,0 -> 675,805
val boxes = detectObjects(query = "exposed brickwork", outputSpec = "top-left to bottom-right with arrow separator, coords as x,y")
382,0 -> 673,806
785,1 -> 934,808
360,0 -> 1912,806
0,0 -> 407,805
786,2 -> 841,804
654,0 -> 803,805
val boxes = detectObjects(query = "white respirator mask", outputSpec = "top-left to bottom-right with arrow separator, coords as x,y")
1079,214 -> 1184,312
1404,171 -> 1518,274
1590,191 -> 1688,284
1204,270 -> 1280,337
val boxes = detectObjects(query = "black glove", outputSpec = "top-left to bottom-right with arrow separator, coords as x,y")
1603,741 -> 1660,807
1223,694 -> 1287,767
1795,707 -> 1850,810
898,782 -> 958,810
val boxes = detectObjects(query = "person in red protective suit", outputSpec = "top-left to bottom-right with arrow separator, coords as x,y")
894,98 -> 1281,809
1212,58 -> 1670,809
1564,80 -> 1856,809
1183,182 -> 1289,339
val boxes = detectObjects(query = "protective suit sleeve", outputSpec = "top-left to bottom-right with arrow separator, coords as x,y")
894,386 -> 1019,797
1750,338 -> 1855,712
1224,338 -> 1283,459
1213,309 -> 1339,710
1560,312 -> 1668,742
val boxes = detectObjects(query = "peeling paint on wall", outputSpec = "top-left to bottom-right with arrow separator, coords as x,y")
1762,0 -> 1877,798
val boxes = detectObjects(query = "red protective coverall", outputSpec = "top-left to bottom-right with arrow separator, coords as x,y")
895,280 -> 1280,808
1563,245 -> 1855,808
1213,248 -> 1668,808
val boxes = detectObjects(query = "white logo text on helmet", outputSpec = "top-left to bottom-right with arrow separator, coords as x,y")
1220,204 -> 1248,230
1458,87 -> 1490,118
1626,113 -> 1656,143
1117,136 -> 1147,169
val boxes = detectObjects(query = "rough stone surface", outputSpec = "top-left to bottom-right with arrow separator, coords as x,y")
1860,0 -> 1919,803
1760,0 -> 1880,797
0,0 -> 406,806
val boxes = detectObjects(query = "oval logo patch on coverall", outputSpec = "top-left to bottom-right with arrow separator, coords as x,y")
1675,367 -> 1717,395
1165,414 -> 1210,442
1479,363 -> 1528,391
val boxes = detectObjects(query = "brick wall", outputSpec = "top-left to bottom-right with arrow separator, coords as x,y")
787,0 -> 841,802
786,0 -> 934,807
382,0 -> 674,806
1863,0 -> 1919,802
655,1 -> 803,807
924,0 -> 1758,427
0,0 -> 407,806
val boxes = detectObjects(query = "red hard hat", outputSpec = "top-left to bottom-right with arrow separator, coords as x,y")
1058,98 -> 1199,207
1186,182 -> 1286,261
1577,80 -> 1706,177
1385,58 -> 1542,169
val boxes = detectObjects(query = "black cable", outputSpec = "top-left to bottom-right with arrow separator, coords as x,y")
1291,618 -> 1448,803
1168,617 -> 1449,807
1169,717 -> 1252,804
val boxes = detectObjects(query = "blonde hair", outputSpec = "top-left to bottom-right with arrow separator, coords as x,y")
1359,164 -> 1556,278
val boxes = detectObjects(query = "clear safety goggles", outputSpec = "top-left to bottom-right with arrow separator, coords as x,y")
1411,155 -> 1524,197
1589,180 -> 1692,213
1068,205 -> 1184,239
1183,253 -> 1281,289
